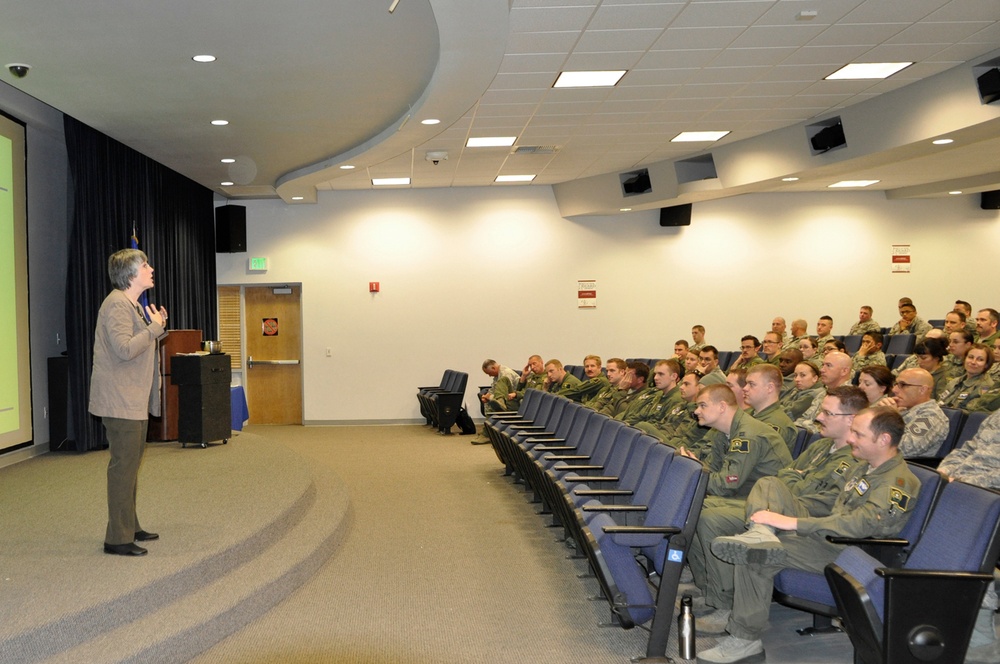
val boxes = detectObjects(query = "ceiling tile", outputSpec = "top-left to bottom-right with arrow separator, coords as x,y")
508,5 -> 596,33
573,28 -> 663,52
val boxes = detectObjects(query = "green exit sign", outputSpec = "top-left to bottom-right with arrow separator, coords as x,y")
249,256 -> 268,271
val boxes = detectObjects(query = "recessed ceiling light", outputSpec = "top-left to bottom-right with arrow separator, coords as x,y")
291,196 -> 304,201
828,180 -> 880,188
619,208 -> 632,212
495,174 -> 536,183
781,177 -> 799,182
671,131 -> 730,142
192,55 -> 216,63
211,119 -> 229,126
932,139 -> 954,145
339,164 -> 355,170
553,70 -> 627,88
421,118 -> 440,125
220,181 -> 234,186
826,62 -> 912,80
467,136 -> 517,148
221,158 -> 236,163
949,191 -> 963,195
372,177 -> 410,186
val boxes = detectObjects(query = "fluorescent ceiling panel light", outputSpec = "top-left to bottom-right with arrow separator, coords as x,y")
949,191 -> 963,195
291,196 -> 304,200
932,139 -> 954,145
466,136 -> 516,147
211,119 -> 229,126
221,158 -> 235,163
553,70 -> 626,88
781,177 -> 799,182
372,177 -> 410,186
421,118 -> 440,125
828,180 -> 880,188
339,164 -> 355,170
192,55 -> 216,63
826,62 -> 912,80
495,174 -> 535,183
671,131 -> 730,142
220,181 -> 234,186
619,208 -> 632,212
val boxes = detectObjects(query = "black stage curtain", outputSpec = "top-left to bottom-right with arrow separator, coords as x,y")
64,115 -> 217,451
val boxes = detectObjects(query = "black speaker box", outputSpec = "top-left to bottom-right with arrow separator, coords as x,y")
660,204 -> 692,227
811,122 -> 846,153
621,169 -> 652,196
977,68 -> 1000,105
982,190 -> 1000,210
216,205 -> 247,253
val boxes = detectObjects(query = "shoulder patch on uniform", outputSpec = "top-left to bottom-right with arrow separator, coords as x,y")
889,487 -> 911,512
908,417 -> 931,436
729,438 -> 750,454
835,461 -> 851,476
855,478 -> 870,496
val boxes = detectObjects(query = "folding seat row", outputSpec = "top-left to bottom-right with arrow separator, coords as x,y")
416,369 -> 468,433
483,390 -> 709,661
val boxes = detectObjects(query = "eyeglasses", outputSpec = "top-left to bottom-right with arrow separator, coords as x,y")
820,409 -> 853,417
895,381 -> 928,390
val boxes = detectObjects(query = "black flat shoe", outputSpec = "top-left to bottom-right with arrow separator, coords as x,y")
134,530 -> 159,542
104,542 -> 148,556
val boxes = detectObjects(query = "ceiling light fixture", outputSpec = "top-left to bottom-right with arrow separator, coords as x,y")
495,174 -> 535,183
192,55 -> 216,63
291,196 -> 304,200
619,208 -> 632,212
826,62 -> 912,80
372,177 -> 410,186
781,177 -> 799,182
932,138 -> 954,145
388,0 -> 400,12
553,70 -> 627,88
211,119 -> 229,126
467,136 -> 516,148
421,118 -> 440,125
221,158 -> 235,163
828,180 -> 880,188
671,131 -> 730,142
949,190 -> 963,195
220,181 -> 234,186
339,165 -> 355,170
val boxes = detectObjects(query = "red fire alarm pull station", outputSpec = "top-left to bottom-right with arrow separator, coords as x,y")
369,282 -> 380,293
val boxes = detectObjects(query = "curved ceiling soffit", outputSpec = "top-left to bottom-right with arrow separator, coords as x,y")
275,0 -> 510,203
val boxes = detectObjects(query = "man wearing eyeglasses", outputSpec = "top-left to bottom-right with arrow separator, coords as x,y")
760,332 -> 783,365
893,367 -> 949,457
729,335 -> 763,371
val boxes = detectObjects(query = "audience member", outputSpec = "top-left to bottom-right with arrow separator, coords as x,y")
938,343 -> 995,410
691,325 -> 707,353
654,372 -> 707,448
794,352 -> 853,433
848,305 -> 881,336
726,367 -> 748,411
891,328 -> 944,376
698,346 -> 728,386
615,361 -> 669,425
479,359 -> 520,413
543,359 -> 582,395
586,357 -> 628,415
912,338 -> 950,399
942,309 -> 967,334
947,329 -> 975,380
858,365 -> 896,408
955,299 -> 978,336
771,317 -> 787,346
511,355 -> 546,406
892,367 -> 949,457
558,354 -> 610,403
890,300 -> 932,345
743,364 -> 796,453
673,339 -> 690,360
690,386 -> 867,636
609,361 -> 650,417
976,308 -> 1000,346
777,349 -> 803,397
761,332 -> 783,364
633,359 -> 685,434
851,331 -> 887,373
677,384 -> 791,498
784,319 -> 807,351
778,362 -> 823,421
729,335 -> 763,371
823,338 -> 847,355
798,337 -> 822,369
699,407 -> 921,664
814,316 -> 835,347
684,349 -> 701,376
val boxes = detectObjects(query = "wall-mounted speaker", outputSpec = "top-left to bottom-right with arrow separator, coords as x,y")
977,68 -> 1000,105
659,204 -> 692,227
982,190 -> 1000,210
215,205 -> 247,253
620,169 -> 652,196
810,122 -> 846,153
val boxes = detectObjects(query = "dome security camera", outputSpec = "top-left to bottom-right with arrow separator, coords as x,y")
7,63 -> 30,79
425,150 -> 448,166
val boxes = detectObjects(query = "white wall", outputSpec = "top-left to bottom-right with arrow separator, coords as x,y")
215,187 -> 1000,424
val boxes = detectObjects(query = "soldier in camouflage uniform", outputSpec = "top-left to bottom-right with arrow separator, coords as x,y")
479,359 -> 521,414
889,301 -> 933,345
892,368 -> 950,457
700,407 -> 921,664
509,355 -> 546,409
743,364 -> 796,454
542,359 -> 582,395
583,358 -> 626,415
690,325 -> 707,353
728,335 -> 764,372
814,315 -> 835,348
779,361 -> 824,421
794,352 -> 853,433
848,305 -> 881,336
851,331 -> 888,374
976,308 -> 1000,347
690,387 -> 867,635
627,359 -> 685,428
938,343 -> 996,410
647,372 -> 707,448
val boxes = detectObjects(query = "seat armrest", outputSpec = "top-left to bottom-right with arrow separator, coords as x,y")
573,489 -> 633,497
557,465 -> 606,472
525,437 -> 566,444
581,504 -> 647,512
827,536 -> 909,547
562,475 -> 618,482
543,454 -> 590,461
601,526 -> 681,535
533,445 -> 576,451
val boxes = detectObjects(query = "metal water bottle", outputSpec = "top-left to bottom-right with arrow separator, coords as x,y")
678,593 -> 696,660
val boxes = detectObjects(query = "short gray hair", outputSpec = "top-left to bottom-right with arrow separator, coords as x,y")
108,248 -> 147,291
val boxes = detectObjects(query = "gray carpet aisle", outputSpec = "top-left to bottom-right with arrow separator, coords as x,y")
190,425 -> 855,664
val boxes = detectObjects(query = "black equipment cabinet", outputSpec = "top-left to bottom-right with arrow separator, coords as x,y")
171,354 -> 232,448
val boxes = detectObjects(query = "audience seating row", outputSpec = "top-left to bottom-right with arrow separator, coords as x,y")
483,389 -> 709,661
416,369 -> 468,434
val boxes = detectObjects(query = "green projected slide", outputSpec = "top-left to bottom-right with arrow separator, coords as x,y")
0,114 -> 32,451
